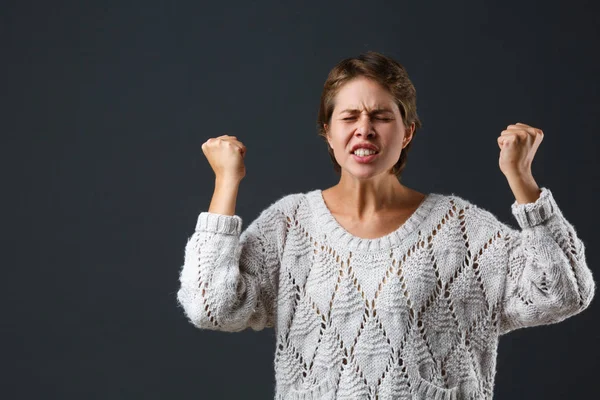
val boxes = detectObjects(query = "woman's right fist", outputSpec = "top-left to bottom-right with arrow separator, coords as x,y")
201,135 -> 247,182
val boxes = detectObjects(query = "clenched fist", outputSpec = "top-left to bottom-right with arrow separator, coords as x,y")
201,135 -> 247,182
497,122 -> 544,178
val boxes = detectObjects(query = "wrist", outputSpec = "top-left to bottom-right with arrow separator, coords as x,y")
215,176 -> 243,188
505,174 -> 541,204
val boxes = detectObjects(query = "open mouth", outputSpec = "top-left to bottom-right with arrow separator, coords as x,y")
351,151 -> 379,163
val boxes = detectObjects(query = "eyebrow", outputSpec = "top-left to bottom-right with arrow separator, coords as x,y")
338,107 -> 395,115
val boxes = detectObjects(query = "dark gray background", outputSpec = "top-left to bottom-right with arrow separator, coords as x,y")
3,0 -> 598,399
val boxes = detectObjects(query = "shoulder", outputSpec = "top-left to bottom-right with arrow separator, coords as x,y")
242,192 -> 311,244
434,191 -> 477,211
433,191 -> 515,235
261,191 -> 309,216
248,191 -> 310,229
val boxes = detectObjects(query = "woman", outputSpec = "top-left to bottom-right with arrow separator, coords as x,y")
177,51 -> 595,399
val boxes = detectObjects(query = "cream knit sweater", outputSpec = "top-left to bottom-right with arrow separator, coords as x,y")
177,187 -> 595,399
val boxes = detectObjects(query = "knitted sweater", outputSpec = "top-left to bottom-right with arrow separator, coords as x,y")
177,187 -> 595,400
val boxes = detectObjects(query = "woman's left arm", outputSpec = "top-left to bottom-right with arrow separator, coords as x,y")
495,123 -> 595,334
498,186 -> 595,335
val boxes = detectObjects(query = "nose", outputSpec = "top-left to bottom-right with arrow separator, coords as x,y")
355,115 -> 375,138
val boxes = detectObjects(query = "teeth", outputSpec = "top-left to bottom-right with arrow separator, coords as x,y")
353,148 -> 377,156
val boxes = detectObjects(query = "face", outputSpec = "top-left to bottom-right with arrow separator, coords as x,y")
324,76 -> 414,180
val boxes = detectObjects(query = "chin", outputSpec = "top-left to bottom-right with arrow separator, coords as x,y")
344,166 -> 387,180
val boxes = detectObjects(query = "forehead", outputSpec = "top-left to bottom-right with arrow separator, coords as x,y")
333,77 -> 398,114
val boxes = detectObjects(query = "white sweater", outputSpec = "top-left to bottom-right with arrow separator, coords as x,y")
177,187 -> 595,399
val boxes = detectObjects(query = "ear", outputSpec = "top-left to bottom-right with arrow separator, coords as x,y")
402,122 -> 416,148
324,124 -> 332,147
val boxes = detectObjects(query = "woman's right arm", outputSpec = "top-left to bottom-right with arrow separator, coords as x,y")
177,135 -> 286,332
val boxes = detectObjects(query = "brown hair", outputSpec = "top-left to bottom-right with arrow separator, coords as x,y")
316,51 -> 422,179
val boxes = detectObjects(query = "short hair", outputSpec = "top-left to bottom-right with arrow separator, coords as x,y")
316,51 -> 422,179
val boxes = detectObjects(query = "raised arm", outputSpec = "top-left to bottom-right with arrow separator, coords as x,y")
498,187 -> 595,335
176,134 -> 286,331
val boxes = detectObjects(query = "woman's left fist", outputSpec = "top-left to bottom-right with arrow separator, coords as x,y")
497,122 -> 544,178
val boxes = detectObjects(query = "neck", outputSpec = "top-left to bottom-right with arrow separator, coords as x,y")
329,173 -> 412,219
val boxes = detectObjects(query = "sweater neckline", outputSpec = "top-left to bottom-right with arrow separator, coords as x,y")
307,189 -> 442,251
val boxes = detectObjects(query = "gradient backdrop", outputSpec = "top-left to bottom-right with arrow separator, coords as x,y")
3,0 -> 599,399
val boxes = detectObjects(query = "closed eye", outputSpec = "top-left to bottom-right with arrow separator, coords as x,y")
342,117 -> 392,121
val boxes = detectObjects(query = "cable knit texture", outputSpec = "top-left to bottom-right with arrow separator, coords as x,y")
177,187 -> 595,399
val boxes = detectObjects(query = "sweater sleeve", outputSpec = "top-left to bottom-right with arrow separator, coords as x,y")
498,187 -> 596,335
177,201 -> 287,332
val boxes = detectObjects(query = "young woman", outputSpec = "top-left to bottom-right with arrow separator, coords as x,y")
177,51 -> 595,400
